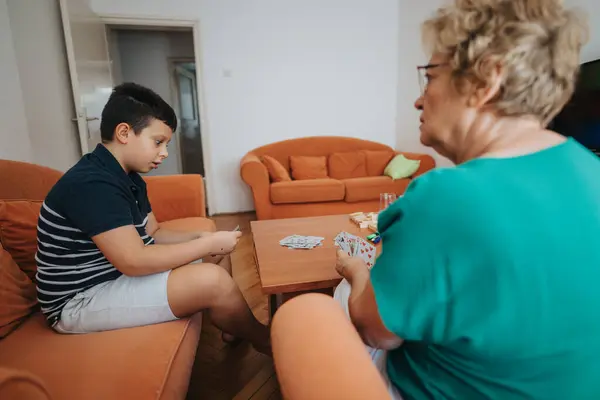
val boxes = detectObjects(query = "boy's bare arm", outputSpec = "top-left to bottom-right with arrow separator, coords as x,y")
92,225 -> 241,276
145,212 -> 211,245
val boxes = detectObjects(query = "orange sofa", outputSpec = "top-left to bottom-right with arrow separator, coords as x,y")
0,160 -> 215,400
241,137 -> 435,220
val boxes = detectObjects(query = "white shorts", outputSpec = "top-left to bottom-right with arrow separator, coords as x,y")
54,271 -> 178,334
334,279 -> 403,400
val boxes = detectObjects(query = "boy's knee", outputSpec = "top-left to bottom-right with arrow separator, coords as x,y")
184,263 -> 235,296
168,263 -> 238,315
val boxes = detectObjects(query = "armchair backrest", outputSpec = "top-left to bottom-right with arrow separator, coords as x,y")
0,160 -> 63,201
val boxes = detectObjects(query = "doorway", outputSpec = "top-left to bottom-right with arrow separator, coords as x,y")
169,59 -> 205,176
106,26 -> 205,178
59,1 -> 214,214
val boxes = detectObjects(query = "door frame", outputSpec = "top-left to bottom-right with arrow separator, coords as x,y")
99,15 -> 215,216
168,57 -> 200,176
167,57 -> 198,123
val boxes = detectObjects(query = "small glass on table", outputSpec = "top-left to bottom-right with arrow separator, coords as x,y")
379,193 -> 397,213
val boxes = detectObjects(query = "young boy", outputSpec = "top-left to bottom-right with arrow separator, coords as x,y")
36,83 -> 269,353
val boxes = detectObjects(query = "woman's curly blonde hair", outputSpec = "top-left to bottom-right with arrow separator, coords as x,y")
422,0 -> 589,125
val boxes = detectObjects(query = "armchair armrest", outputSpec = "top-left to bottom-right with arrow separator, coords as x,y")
144,174 -> 206,222
397,151 -> 436,178
271,294 -> 391,400
240,153 -> 272,219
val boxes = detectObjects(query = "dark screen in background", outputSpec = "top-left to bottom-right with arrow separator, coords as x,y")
551,60 -> 600,149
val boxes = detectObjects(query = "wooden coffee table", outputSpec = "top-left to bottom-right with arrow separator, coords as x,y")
250,214 -> 381,318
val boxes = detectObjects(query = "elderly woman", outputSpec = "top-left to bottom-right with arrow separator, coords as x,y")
334,0 -> 600,399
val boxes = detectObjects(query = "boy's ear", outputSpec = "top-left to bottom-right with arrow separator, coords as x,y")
114,123 -> 131,144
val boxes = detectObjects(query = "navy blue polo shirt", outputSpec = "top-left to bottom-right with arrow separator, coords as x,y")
36,144 -> 154,326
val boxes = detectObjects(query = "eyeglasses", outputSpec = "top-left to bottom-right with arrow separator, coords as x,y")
417,63 -> 448,95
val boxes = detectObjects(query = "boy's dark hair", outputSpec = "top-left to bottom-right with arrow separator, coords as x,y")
100,82 -> 177,142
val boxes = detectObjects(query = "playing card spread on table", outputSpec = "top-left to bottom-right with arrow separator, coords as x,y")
334,231 -> 376,269
280,235 -> 324,249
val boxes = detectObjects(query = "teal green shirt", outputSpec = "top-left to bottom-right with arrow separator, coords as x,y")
372,139 -> 600,399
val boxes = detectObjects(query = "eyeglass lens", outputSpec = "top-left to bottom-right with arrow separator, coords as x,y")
418,68 -> 427,95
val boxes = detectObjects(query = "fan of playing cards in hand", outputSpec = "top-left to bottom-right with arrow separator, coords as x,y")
334,231 -> 376,269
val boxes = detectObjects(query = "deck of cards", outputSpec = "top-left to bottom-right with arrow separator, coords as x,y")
280,235 -> 324,249
334,231 -> 376,269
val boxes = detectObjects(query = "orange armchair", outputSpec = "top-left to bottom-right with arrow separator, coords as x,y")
0,159 -> 212,400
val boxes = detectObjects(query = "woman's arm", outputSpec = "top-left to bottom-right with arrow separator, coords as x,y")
349,272 -> 404,350
336,251 -> 403,350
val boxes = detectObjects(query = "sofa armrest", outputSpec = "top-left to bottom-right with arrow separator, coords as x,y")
144,175 -> 206,222
398,151 -> 436,178
240,154 -> 272,219
271,294 -> 391,399
0,367 -> 52,400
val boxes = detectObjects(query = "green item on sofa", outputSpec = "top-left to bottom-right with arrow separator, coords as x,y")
384,155 -> 420,180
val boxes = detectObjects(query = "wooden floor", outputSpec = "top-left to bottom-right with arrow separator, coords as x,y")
186,212 -> 282,400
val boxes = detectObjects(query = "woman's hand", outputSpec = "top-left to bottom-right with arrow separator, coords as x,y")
335,249 -> 369,284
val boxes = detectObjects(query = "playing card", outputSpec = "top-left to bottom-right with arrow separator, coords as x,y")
334,232 -> 346,247
335,231 -> 360,256
348,236 -> 357,256
334,231 -> 352,255
335,231 -> 376,269
350,236 -> 361,257
356,237 -> 376,269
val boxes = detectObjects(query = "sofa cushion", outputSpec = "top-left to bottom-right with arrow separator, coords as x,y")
363,150 -> 395,176
159,217 -> 217,233
328,152 -> 368,180
261,155 -> 291,183
384,154 -> 421,180
0,367 -> 51,400
271,179 -> 345,204
343,176 -> 411,203
0,313 -> 202,400
290,156 -> 328,180
0,246 -> 37,339
0,200 -> 42,282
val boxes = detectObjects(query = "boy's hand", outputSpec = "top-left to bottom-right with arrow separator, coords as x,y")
207,231 -> 242,255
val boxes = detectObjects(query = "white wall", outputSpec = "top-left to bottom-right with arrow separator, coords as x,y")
395,0 -> 452,167
566,0 -> 600,63
91,0 -> 400,214
113,29 -> 195,176
0,0 -> 32,163
7,0 -> 81,172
